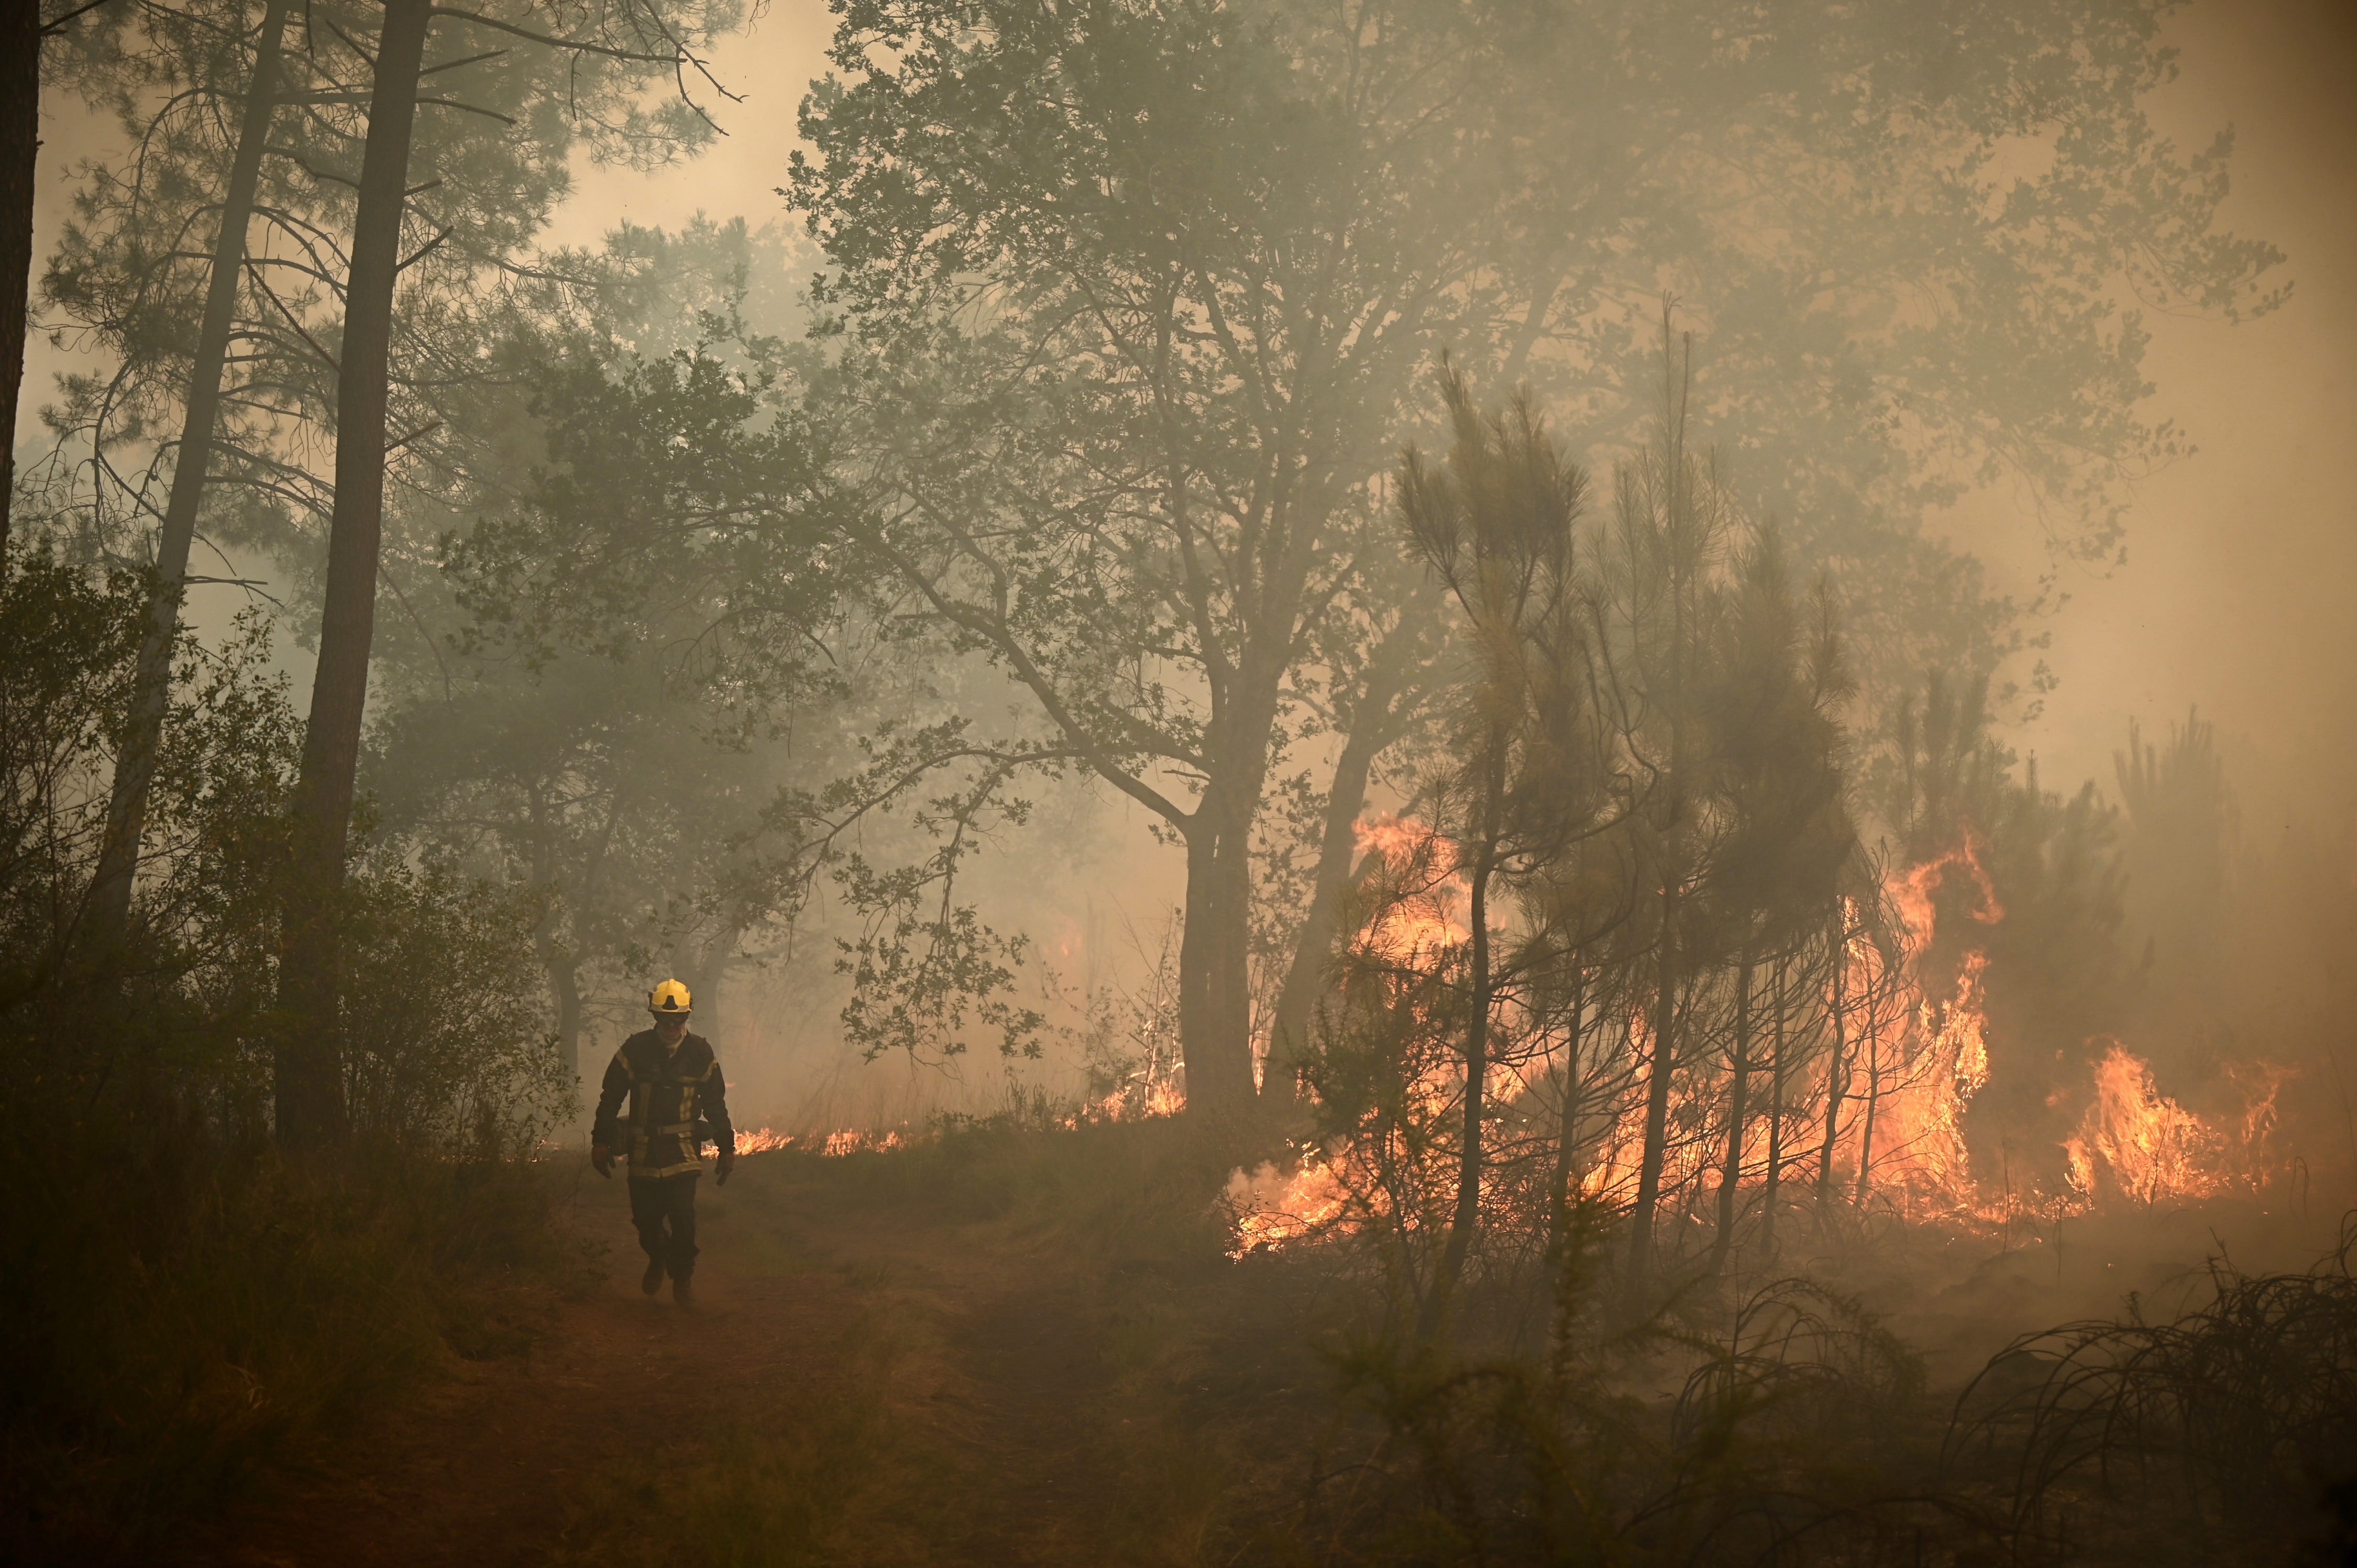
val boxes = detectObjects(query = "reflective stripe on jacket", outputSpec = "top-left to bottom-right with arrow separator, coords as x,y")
592,1030 -> 732,1179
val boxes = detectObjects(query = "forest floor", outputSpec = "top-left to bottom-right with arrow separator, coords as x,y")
184,1133 -> 1315,1568
178,1128 -> 2331,1568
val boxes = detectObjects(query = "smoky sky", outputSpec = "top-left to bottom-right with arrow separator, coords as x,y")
25,0 -> 2357,836
1931,0 -> 2357,837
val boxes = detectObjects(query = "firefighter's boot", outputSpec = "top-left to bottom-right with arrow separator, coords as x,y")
642,1255 -> 665,1296
672,1273 -> 696,1308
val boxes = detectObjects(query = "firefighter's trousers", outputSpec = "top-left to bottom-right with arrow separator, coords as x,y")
629,1172 -> 700,1280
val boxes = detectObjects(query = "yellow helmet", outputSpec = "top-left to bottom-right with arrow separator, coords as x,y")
648,978 -> 692,1015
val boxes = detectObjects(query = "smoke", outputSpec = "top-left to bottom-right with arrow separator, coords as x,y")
1948,0 -> 2357,835
20,0 -> 2357,1137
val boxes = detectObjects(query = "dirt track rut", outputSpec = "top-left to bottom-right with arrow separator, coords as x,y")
190,1162 -> 1124,1567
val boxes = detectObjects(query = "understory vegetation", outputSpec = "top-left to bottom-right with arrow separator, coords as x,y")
579,1119 -> 2357,1568
0,559 -> 583,1562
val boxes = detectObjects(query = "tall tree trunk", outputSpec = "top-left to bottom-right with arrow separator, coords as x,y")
1176,798 -> 1256,1112
1545,964 -> 1589,1320
1418,751 -> 1502,1343
1,0 -> 39,569
274,0 -> 431,1151
1814,908 -> 1850,1206
525,786 -> 580,1077
1711,947 -> 1754,1275
683,923 -> 739,1044
1760,953 -> 1788,1257
87,0 -> 292,950
545,947 -> 582,1078
1630,324 -> 1695,1293
1626,878 -> 1680,1288
1264,672 -> 1402,1105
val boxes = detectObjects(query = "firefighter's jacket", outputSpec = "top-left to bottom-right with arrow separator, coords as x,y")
592,1030 -> 733,1179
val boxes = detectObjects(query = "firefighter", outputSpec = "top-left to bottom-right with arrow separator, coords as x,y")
590,979 -> 735,1306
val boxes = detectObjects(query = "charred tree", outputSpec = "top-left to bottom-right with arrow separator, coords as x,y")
1265,637 -> 1423,1108
1622,322 -> 1711,1296
1711,948 -> 1756,1274
1395,365 -> 1591,1341
1815,904 -> 1852,1207
1759,952 -> 1790,1256
1176,777 -> 1262,1112
1628,890 -> 1681,1281
1852,985 -> 1884,1206
1545,964 -> 1590,1270
1422,734 -> 1505,1341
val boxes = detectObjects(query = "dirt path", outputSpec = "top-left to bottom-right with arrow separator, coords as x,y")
187,1160 -> 1131,1568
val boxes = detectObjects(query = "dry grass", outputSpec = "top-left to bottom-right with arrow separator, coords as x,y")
0,1112 -> 586,1563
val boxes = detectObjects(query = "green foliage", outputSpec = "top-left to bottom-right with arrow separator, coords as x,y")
33,0 -> 742,571
442,341 -> 841,702
1480,0 -> 2283,706
0,546 -> 582,1561
795,0 -> 1563,1103
0,551 -> 142,1007
340,857 -> 571,1150
404,322 -> 1058,1066
377,332 -> 849,1058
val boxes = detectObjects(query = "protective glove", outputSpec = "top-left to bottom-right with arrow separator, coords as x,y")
591,1143 -> 614,1178
714,1148 -> 735,1187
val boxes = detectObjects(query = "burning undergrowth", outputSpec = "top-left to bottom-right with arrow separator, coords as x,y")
1198,791 -> 2349,1562
1225,821 -> 2299,1277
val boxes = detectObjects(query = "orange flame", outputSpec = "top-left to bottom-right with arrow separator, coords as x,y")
1225,828 -> 2294,1260
1890,833 -> 2003,946
1225,1153 -> 1351,1258
1352,814 -> 1469,957
725,1124 -> 906,1157
2061,1043 -> 2286,1206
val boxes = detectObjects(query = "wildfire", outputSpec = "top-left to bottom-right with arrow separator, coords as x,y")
1889,834 -> 2003,940
724,1124 -> 907,1157
1862,947 -> 1993,1217
2062,1043 -> 2286,1207
1853,841 -> 2285,1221
1352,814 -> 1469,956
1222,826 -> 2294,1262
1354,813 -> 1453,869
1071,1077 -> 1186,1126
1225,1152 -> 1350,1259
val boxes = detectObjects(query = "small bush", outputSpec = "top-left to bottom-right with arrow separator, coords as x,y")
0,551 -> 584,1561
1947,1218 -> 2357,1564
1310,1206 -> 1966,1566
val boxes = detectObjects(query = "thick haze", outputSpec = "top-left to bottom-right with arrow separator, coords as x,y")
18,0 -> 2357,1122
29,0 -> 2357,830
559,0 -> 2357,840
1993,0 -> 2357,834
